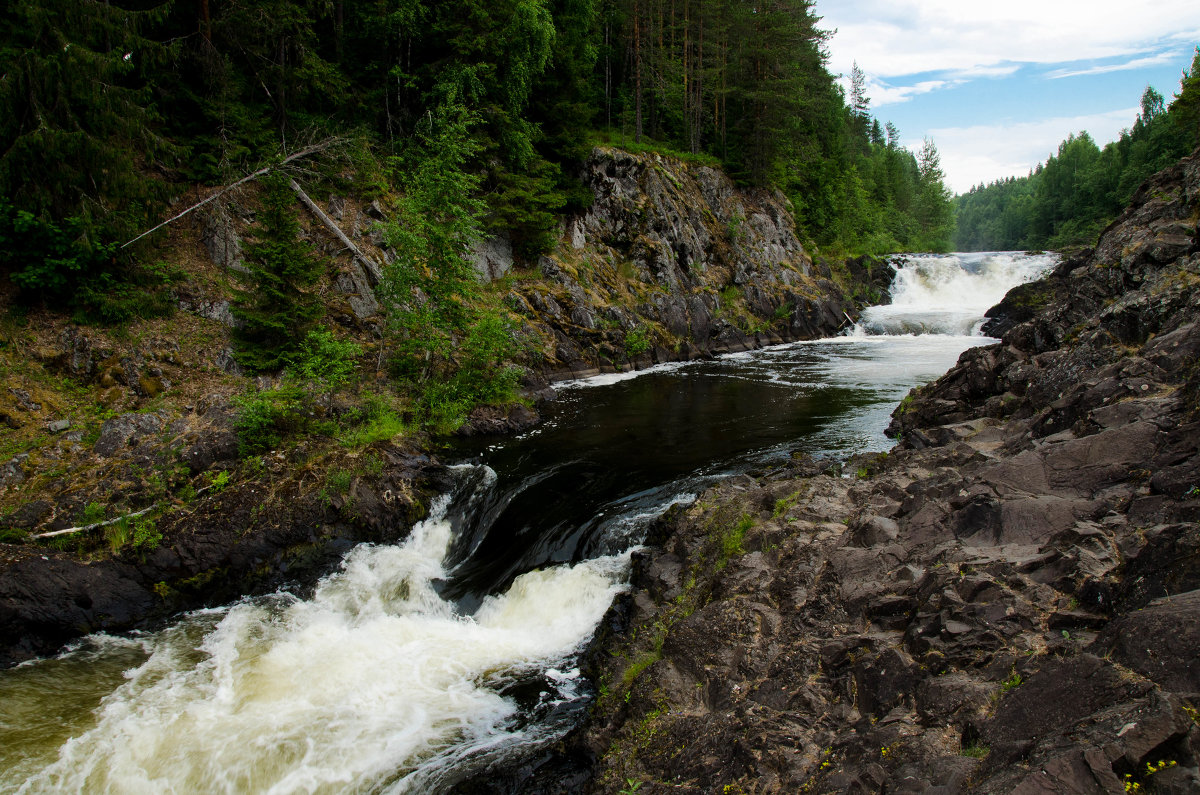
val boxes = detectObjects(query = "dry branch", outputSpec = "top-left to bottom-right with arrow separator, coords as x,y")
30,483 -> 223,540
119,138 -> 345,250
288,178 -> 384,285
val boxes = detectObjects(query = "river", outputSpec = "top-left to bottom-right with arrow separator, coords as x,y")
0,252 -> 1054,793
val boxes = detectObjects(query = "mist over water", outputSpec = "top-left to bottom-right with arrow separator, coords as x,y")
0,252 -> 1054,793
853,251 -> 1056,336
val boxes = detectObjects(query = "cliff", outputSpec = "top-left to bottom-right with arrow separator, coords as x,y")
0,147 -> 883,665
507,148 -> 886,381
530,149 -> 1200,793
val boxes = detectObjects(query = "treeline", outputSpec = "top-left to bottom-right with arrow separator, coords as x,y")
955,50 -> 1200,252
0,1 -> 956,284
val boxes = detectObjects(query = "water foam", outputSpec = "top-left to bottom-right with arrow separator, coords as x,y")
854,251 -> 1056,337
10,472 -> 630,794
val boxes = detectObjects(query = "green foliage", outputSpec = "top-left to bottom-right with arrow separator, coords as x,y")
381,105 -> 523,432
326,467 -> 354,495
232,384 -> 309,455
0,0 -> 173,248
956,60 -> 1200,252
0,527 -> 29,544
342,391 -> 410,448
104,514 -> 162,555
81,502 -> 108,526
209,471 -> 232,493
0,202 -> 116,297
719,514 -> 754,562
624,326 -> 651,358
291,328 -> 362,408
232,172 -> 324,371
71,262 -> 181,327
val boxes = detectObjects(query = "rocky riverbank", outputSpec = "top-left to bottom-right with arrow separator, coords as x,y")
0,146 -> 885,666
521,150 -> 1200,792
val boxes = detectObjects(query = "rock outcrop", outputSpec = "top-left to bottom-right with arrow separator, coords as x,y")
0,441 -> 447,666
507,148 -> 883,379
521,149 -> 1200,793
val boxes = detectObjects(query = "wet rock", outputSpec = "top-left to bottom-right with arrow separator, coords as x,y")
505,148 -> 1200,793
457,404 -> 540,437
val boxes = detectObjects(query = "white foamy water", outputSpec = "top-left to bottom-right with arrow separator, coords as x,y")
853,251 -> 1056,337
2,467 -> 630,794
0,253 -> 1057,792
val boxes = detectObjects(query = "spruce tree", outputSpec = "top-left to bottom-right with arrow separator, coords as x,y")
232,172 -> 324,372
0,0 -> 173,247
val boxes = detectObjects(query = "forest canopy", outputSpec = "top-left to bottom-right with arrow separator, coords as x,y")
954,48 -> 1200,252
0,0 -> 955,300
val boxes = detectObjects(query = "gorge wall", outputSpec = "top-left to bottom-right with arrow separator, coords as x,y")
520,149 -> 1200,793
505,148 -> 888,381
0,147 -> 886,665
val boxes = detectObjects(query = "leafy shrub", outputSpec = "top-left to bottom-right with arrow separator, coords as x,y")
71,262 -> 181,326
342,392 -> 409,448
0,200 -> 115,297
291,327 -> 362,408
625,326 -> 651,357
232,384 -> 308,455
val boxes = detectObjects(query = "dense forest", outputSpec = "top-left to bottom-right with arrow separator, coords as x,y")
0,0 -> 954,309
954,48 -> 1200,252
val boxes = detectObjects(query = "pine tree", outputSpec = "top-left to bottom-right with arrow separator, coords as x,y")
232,172 -> 324,371
914,137 -> 954,250
0,1 -> 174,244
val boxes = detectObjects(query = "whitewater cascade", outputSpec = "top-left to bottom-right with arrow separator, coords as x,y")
3,466 -> 631,794
0,252 -> 1058,793
852,251 -> 1057,337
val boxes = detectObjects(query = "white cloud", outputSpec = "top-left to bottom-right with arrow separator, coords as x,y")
917,107 -> 1139,194
870,78 -> 949,106
819,0 -> 1200,79
840,75 -> 950,107
1047,51 -> 1185,79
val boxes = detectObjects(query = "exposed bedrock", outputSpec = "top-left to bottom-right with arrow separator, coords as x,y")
508,149 -> 1200,793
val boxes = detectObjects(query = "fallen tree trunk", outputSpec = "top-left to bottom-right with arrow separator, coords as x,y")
120,138 -> 345,250
288,178 -> 384,286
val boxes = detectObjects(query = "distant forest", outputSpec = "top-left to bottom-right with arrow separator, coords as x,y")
1,0 -> 956,304
954,49 -> 1200,252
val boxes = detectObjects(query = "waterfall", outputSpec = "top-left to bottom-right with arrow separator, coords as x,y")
852,252 -> 1057,337
6,466 -> 630,794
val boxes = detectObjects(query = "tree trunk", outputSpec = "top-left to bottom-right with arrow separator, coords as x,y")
634,0 -> 643,142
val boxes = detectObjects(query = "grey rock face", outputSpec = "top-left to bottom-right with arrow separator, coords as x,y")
200,206 -> 247,274
469,235 -> 514,282
92,412 -> 166,457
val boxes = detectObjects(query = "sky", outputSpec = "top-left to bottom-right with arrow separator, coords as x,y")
817,0 -> 1200,194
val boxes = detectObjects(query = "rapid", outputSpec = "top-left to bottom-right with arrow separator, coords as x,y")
0,251 -> 1054,793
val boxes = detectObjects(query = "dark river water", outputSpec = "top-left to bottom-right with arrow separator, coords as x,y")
0,252 -> 1055,793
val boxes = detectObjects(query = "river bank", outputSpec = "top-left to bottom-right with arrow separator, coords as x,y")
531,149 -> 1200,793
0,146 -> 887,667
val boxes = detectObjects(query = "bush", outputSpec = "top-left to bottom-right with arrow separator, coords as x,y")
625,326 -> 651,357
291,327 -> 362,408
232,384 -> 308,455
342,391 -> 409,447
71,262 -> 181,326
0,200 -> 114,297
